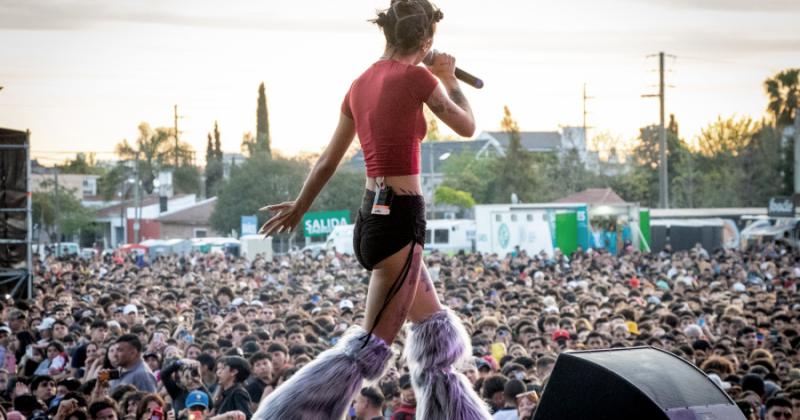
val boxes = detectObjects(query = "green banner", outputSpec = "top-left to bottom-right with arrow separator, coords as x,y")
639,210 -> 651,252
555,212 -> 578,255
302,210 -> 350,238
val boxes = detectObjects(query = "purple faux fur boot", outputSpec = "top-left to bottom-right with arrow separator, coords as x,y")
252,326 -> 392,420
404,309 -> 493,420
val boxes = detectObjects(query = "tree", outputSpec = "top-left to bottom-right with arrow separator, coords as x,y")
115,123 -> 172,194
241,132 -> 256,157
440,150 -> 496,204
210,155 -> 307,235
696,116 -> 756,157
97,164 -> 131,201
255,82 -> 272,157
312,168 -> 364,221
424,106 -> 440,141
626,115 -> 687,207
687,116 -> 782,207
205,122 -> 224,197
487,106 -> 539,203
173,165 -> 201,195
764,69 -> 799,194
434,186 -> 475,209
764,69 -> 799,127
60,153 -> 105,175
590,131 -> 625,162
32,181 -> 98,243
670,146 -> 699,208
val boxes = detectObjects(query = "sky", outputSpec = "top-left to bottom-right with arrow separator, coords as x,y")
1,0 -> 798,166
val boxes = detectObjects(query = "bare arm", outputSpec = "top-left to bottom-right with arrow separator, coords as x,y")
424,52 -> 475,137
259,113 -> 356,236
294,113 -> 356,212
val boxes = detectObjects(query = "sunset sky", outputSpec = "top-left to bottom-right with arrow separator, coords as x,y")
1,0 -> 798,165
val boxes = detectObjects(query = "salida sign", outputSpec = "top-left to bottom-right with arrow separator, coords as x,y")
302,210 -> 350,238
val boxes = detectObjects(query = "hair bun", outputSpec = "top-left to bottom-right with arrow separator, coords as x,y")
376,12 -> 389,28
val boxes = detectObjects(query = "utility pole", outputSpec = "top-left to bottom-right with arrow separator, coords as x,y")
642,52 -> 674,209
794,108 -> 800,197
54,167 -> 60,254
173,104 -> 184,167
134,151 -> 141,243
582,83 -> 594,139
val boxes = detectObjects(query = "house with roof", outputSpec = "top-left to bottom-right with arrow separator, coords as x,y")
157,197 -> 221,239
346,126 -> 609,217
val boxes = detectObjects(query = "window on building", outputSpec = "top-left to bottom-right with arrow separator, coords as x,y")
511,214 -> 517,222
495,214 -> 502,222
434,229 -> 449,244
527,214 -> 534,222
194,229 -> 207,238
425,229 -> 432,245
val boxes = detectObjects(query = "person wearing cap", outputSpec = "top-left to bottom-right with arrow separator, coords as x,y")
182,390 -> 209,420
36,317 -> 56,347
123,305 -> 139,326
551,329 -> 570,345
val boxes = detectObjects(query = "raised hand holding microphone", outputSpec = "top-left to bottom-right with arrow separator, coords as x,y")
423,49 -> 483,89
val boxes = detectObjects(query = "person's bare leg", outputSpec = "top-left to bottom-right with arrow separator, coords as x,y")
404,257 -> 493,419
362,242 -> 424,344
407,260 -> 443,323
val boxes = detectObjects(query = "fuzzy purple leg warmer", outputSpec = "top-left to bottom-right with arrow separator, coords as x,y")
252,326 -> 392,420
404,308 -> 493,420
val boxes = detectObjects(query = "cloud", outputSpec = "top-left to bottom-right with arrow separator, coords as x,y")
645,0 -> 800,11
0,0 -> 360,32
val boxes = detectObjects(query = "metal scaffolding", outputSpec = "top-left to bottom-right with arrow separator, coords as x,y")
0,128 -> 32,299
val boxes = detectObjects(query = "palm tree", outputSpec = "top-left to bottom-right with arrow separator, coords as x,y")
764,69 -> 799,127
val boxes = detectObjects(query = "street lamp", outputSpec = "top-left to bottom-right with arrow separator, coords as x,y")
429,150 -> 451,219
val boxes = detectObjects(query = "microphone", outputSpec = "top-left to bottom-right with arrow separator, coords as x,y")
423,50 -> 484,89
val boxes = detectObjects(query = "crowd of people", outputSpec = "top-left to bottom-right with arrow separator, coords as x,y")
0,239 -> 797,420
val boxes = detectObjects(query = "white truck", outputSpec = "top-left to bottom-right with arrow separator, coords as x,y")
326,224 -> 355,255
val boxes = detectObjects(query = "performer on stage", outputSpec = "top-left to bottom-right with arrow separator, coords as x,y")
255,1 -> 491,419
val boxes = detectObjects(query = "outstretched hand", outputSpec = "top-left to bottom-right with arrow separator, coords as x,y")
258,201 -> 303,237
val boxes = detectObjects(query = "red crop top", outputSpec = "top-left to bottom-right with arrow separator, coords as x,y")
341,60 -> 439,177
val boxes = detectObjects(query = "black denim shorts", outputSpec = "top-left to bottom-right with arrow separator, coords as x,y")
353,189 -> 426,271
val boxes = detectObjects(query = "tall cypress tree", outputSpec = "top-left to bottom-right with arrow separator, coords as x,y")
204,122 -> 224,197
213,121 -> 222,161
256,82 -> 271,157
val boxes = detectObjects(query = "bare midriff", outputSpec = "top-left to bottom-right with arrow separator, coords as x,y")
365,174 -> 423,196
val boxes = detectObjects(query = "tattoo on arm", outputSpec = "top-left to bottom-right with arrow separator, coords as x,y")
448,87 -> 467,108
428,102 -> 446,114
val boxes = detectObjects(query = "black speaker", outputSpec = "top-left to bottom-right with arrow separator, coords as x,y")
533,347 -> 745,420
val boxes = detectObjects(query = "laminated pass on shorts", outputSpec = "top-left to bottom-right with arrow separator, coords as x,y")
371,177 -> 394,215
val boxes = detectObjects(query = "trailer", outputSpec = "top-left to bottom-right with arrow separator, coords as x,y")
424,219 -> 476,254
240,234 -> 274,260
